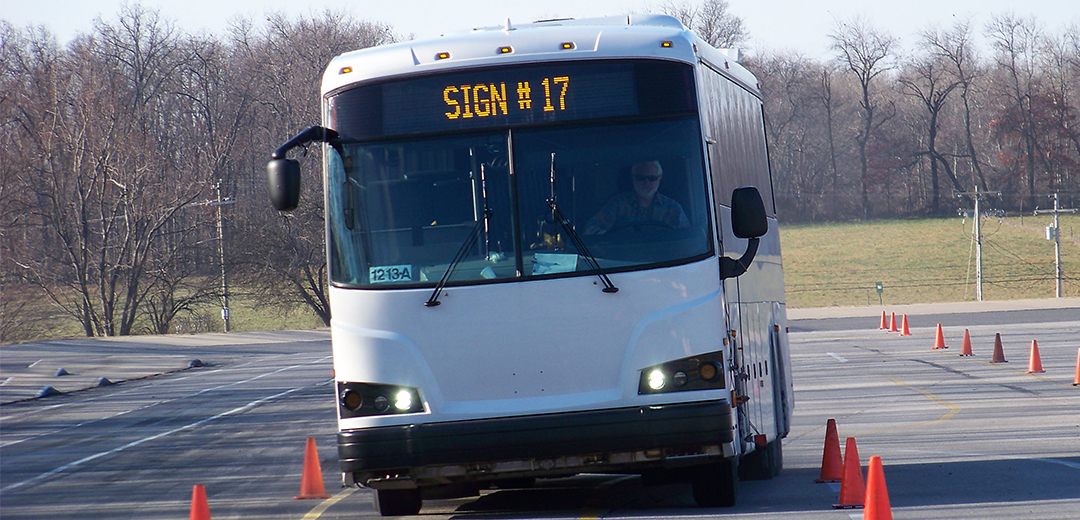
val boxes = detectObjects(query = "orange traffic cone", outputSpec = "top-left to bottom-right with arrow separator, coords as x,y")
295,437 -> 331,499
932,323 -> 947,349
879,311 -> 887,330
1073,348 -> 1080,386
887,313 -> 898,332
863,456 -> 893,520
190,485 -> 211,520
815,418 -> 843,482
959,329 -> 974,356
1026,340 -> 1045,374
990,333 -> 1008,363
833,437 -> 865,509
899,315 -> 911,336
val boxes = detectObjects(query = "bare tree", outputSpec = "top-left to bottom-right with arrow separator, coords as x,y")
9,6 -> 207,336
924,19 -> 990,193
231,10 -> 398,326
900,30 -> 965,215
986,13 -> 1045,210
830,15 -> 897,219
658,0 -> 748,48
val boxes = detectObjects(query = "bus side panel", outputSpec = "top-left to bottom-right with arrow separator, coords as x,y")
698,60 -> 790,449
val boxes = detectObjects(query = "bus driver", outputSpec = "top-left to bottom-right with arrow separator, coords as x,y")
584,161 -> 690,235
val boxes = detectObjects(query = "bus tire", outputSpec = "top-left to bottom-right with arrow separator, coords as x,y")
373,488 -> 422,516
691,459 -> 737,507
739,439 -> 782,480
770,439 -> 784,476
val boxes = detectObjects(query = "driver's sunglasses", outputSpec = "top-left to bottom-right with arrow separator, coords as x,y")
634,175 -> 661,182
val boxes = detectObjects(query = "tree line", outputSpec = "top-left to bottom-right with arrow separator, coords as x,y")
1,2 -> 1078,339
748,14 -> 1080,222
1,5 -> 396,340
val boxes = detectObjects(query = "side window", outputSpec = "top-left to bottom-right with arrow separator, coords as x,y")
699,67 -> 775,216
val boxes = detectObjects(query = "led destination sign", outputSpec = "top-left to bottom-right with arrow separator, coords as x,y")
441,76 -> 570,121
329,60 -> 697,139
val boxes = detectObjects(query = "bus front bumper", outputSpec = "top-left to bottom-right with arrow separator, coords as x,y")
338,400 -> 734,488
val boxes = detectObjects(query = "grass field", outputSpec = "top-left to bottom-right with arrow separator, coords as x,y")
779,214 -> 1080,308
4,215 -> 1078,342
0,290 -> 326,344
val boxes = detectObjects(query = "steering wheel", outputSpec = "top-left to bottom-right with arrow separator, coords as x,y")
605,219 -> 677,234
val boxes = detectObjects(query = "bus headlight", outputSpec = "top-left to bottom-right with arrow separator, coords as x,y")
638,351 -> 726,395
394,390 -> 413,411
337,382 -> 424,418
648,370 -> 666,390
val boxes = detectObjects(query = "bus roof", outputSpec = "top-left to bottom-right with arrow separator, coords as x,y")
322,14 -> 759,96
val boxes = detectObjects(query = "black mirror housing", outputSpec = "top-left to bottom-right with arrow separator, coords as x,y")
730,186 -> 768,239
267,158 -> 301,211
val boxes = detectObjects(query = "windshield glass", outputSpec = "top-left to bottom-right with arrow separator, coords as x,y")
326,59 -> 712,288
328,116 -> 711,287
514,117 -> 711,274
328,132 -> 515,286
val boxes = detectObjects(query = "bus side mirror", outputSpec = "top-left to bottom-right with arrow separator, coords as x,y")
721,186 -> 768,279
266,126 -> 340,212
267,158 -> 301,212
730,186 -> 767,239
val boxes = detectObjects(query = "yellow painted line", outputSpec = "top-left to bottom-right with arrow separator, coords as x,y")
302,487 -> 357,520
853,375 -> 961,436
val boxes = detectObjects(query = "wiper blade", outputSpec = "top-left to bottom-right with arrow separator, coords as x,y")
426,163 -> 492,307
546,153 -> 617,294
546,200 -> 618,293
424,209 -> 491,307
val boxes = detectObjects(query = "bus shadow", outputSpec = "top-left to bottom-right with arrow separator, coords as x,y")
447,457 -> 1080,518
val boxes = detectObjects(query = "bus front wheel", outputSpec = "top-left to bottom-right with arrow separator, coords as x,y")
691,459 -> 738,508
373,487 -> 421,516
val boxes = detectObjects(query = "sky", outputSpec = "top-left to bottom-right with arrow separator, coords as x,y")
2,0 -> 1077,60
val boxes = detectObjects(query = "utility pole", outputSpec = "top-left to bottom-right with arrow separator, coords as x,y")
1034,193 -> 1077,298
957,187 -> 999,301
212,180 -> 236,331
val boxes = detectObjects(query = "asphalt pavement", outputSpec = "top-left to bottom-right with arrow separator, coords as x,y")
0,329 -> 332,405
788,297 -> 1080,332
3,296 -> 1078,405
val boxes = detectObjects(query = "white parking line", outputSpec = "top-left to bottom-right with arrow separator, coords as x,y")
1,376 -> 331,493
828,352 -> 849,363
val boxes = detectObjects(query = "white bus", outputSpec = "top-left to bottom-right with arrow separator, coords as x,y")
268,14 -> 791,515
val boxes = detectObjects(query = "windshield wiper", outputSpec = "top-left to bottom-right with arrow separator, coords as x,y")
546,153 -> 618,294
425,163 -> 492,307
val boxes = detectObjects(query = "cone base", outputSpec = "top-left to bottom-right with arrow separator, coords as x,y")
1026,369 -> 1045,374
833,504 -> 864,509
295,494 -> 332,500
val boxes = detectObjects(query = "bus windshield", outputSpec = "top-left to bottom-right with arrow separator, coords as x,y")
326,61 -> 712,288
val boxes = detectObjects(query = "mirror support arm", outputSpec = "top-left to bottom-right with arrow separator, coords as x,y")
271,125 -> 339,160
719,237 -> 759,280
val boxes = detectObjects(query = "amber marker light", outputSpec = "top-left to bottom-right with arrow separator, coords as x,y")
660,41 -> 673,48
340,389 -> 361,410
498,46 -> 513,54
436,52 -> 451,60
561,42 -> 575,50
339,66 -> 353,74
699,361 -> 720,381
